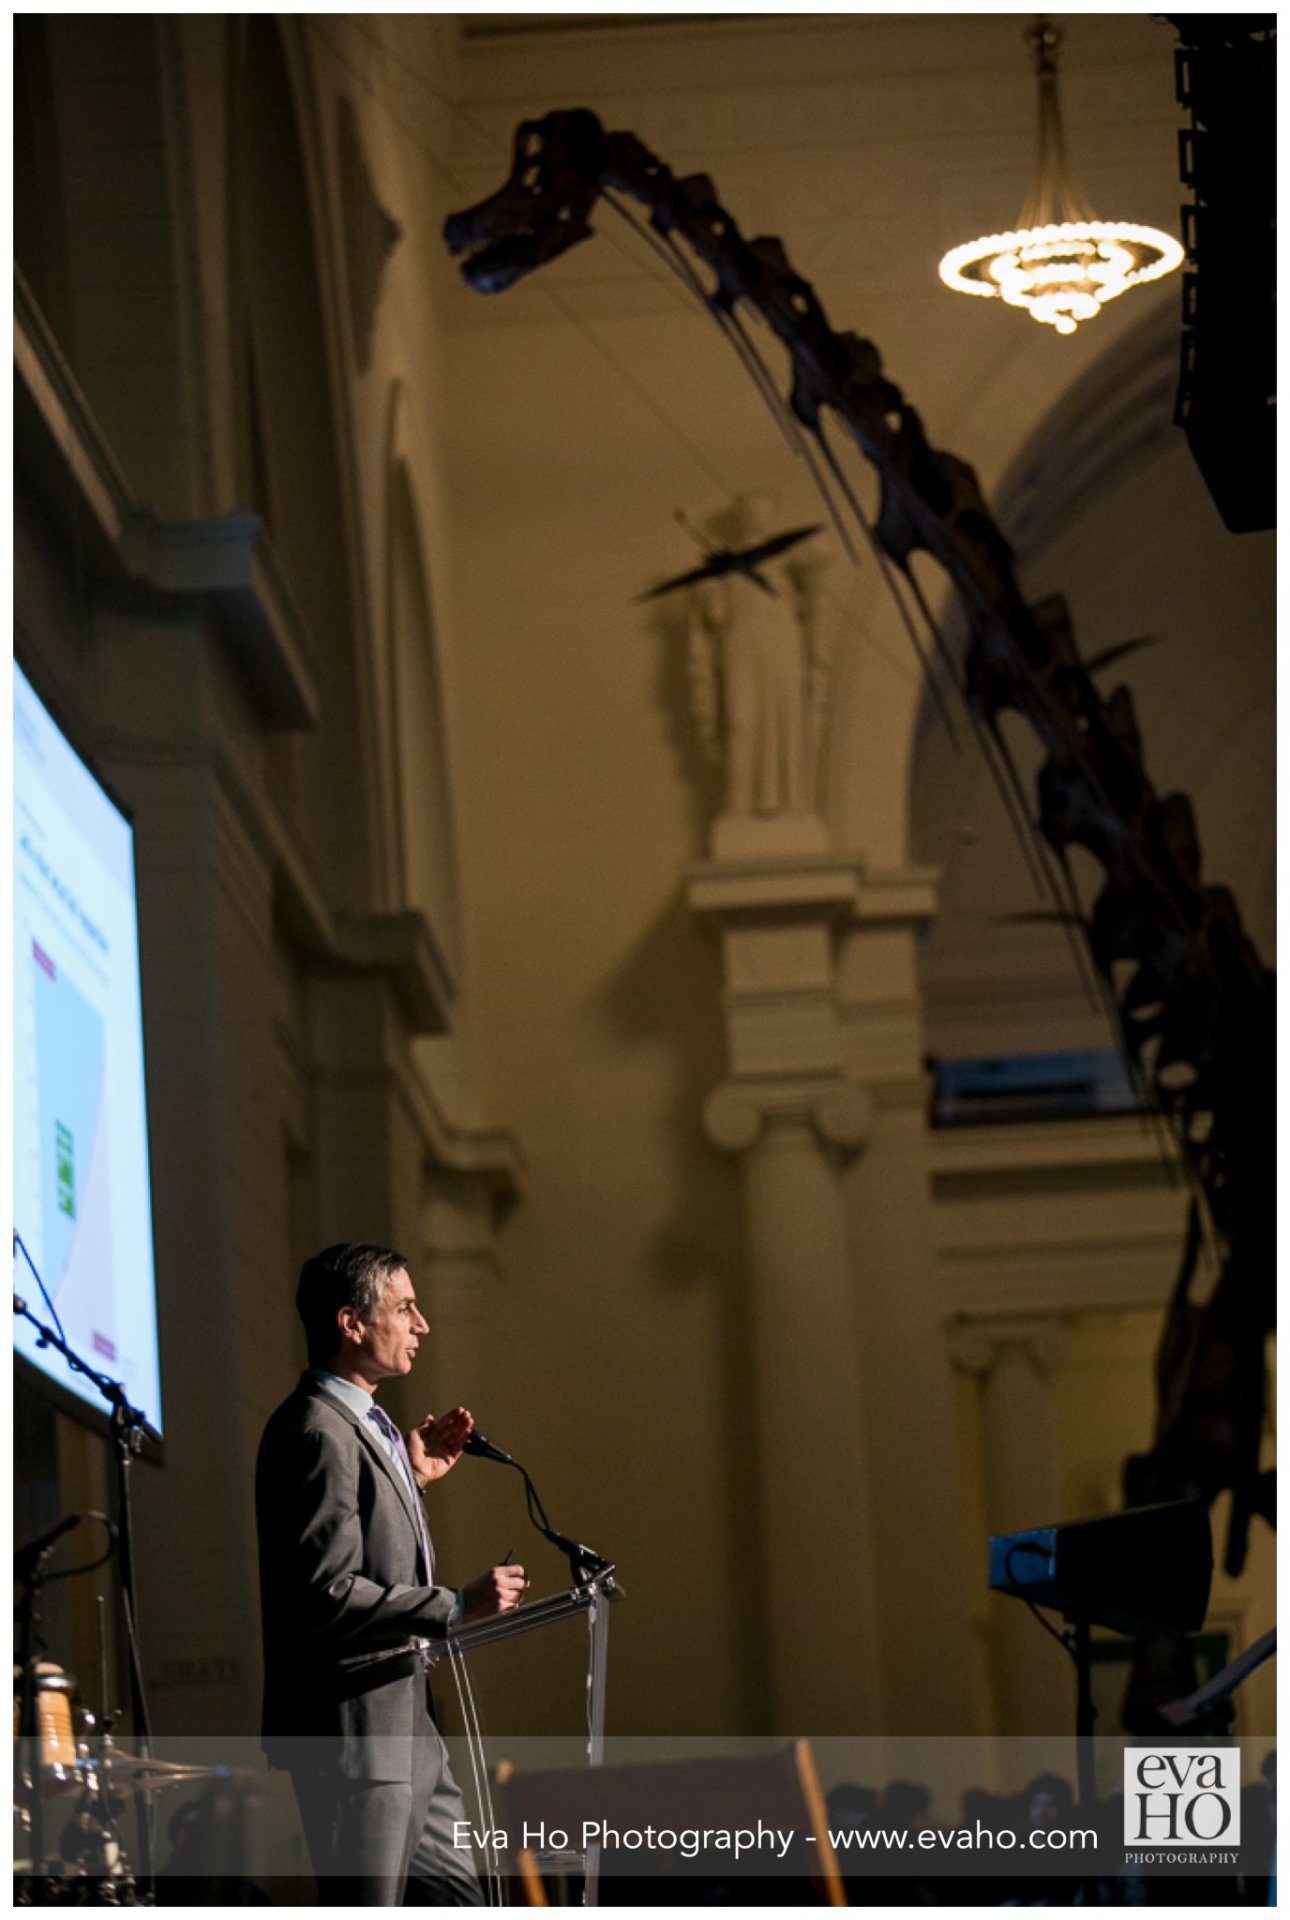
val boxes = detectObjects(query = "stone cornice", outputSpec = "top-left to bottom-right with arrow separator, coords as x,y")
853,864 -> 939,928
389,1051 -> 526,1207
333,910 -> 456,1038
930,1112 -> 1183,1183
932,1115 -> 1188,1319
686,849 -> 861,921
687,853 -> 938,930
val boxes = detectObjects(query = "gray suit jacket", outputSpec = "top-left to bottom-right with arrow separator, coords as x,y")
256,1373 -> 458,1781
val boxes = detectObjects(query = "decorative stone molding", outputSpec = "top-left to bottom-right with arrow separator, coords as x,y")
932,1112 -> 1189,1321
15,274 -> 320,729
851,863 -> 939,928
337,96 -> 402,375
689,844 -> 869,1081
128,513 -> 320,730
398,1059 -> 524,1210
689,855 -> 937,943
308,971 -> 524,1212
686,848 -> 861,921
333,909 -> 455,1036
703,1075 -> 873,1159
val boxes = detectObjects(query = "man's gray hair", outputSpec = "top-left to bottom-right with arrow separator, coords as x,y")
296,1243 -> 407,1367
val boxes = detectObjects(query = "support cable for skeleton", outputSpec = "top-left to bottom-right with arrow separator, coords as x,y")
797,376 -> 1116,1038
807,422 -> 964,752
605,193 -> 802,464
605,191 -> 865,569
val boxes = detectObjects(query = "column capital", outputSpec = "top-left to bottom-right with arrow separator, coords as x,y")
703,1076 -> 873,1158
947,1314 -> 1071,1379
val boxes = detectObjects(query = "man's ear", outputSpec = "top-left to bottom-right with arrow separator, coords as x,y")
336,1305 -> 364,1346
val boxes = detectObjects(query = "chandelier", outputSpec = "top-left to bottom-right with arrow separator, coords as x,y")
938,20 -> 1183,337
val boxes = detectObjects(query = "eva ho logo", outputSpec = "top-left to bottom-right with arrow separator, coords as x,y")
1123,1748 -> 1240,1846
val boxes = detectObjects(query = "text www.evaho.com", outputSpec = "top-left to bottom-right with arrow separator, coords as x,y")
830,1823 -> 1097,1853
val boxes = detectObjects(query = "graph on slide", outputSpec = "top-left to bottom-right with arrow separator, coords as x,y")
33,941 -> 109,1304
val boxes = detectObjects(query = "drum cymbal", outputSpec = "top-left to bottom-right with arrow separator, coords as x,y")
96,1750 -> 222,1791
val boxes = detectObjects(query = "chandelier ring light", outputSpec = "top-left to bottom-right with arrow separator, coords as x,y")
938,20 -> 1183,336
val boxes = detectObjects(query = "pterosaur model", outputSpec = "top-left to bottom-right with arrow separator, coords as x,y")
636,519 -> 823,603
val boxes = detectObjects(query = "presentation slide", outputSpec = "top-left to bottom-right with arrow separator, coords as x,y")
13,664 -> 163,1435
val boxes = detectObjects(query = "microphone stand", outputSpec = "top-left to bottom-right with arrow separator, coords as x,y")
16,1540 -> 49,1878
14,1290 -> 161,1897
461,1434 -> 618,1902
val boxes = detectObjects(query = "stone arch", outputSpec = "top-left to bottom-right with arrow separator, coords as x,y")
384,380 -> 463,975
908,300 -> 1275,1061
228,17 -> 388,910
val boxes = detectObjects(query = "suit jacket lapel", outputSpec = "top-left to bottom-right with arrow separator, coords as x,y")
305,1377 -> 427,1552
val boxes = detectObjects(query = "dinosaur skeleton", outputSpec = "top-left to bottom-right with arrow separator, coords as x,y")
445,108 -> 1274,1576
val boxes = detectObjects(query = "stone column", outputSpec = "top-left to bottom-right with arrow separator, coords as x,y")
949,1317 -> 1071,1736
835,868 -> 984,1735
689,847 -> 885,1734
704,1079 -> 883,1733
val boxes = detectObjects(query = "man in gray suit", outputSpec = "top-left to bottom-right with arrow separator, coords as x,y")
256,1242 -> 526,1905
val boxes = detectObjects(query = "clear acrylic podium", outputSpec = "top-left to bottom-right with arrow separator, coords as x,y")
443,1571 -> 623,1904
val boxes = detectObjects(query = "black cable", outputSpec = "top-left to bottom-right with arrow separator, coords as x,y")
603,196 -> 782,450
39,1512 -> 118,1586
604,192 -> 865,570
14,1228 -> 68,1346
521,1465 -> 555,1537
807,421 -> 964,752
1024,1597 -> 1081,1670
1003,1541 -> 1080,1671
483,1452 -> 610,1583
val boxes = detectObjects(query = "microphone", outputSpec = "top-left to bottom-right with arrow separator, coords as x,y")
463,1429 -> 516,1465
15,1513 -> 82,1581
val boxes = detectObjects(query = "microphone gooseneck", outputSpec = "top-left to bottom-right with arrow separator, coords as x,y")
462,1427 -> 613,1586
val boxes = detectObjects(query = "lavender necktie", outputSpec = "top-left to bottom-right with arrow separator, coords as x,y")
368,1404 -> 434,1582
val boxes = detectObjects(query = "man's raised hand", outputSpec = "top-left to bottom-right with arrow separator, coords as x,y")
460,1564 -> 527,1624
407,1405 -> 474,1485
